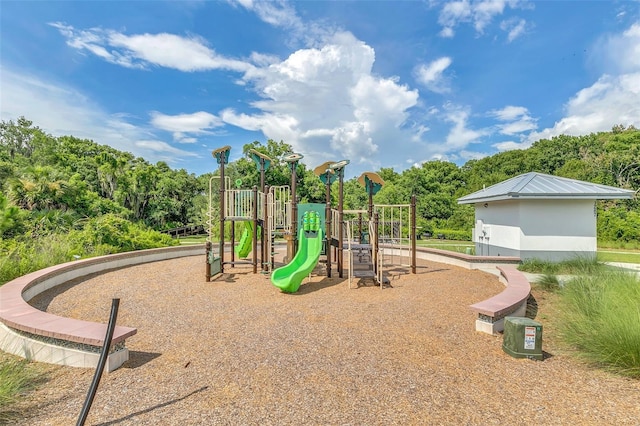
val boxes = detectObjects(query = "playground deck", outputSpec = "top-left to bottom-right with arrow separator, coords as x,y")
12,255 -> 640,425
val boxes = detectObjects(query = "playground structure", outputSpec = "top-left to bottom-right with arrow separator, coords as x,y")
206,146 -> 417,291
206,146 -> 294,278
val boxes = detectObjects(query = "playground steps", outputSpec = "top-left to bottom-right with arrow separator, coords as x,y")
351,247 -> 375,279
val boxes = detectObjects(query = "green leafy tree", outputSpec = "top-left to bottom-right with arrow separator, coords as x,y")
7,166 -> 70,211
0,193 -> 25,238
0,117 -> 40,159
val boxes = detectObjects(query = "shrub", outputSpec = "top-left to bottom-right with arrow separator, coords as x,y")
560,271 -> 640,377
433,229 -> 472,241
0,234 -> 78,284
535,274 -> 561,292
0,357 -> 44,422
76,214 -> 177,253
519,256 -> 601,275
0,215 -> 177,285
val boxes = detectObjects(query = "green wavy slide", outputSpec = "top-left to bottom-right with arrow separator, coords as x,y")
235,222 -> 253,258
271,212 -> 323,293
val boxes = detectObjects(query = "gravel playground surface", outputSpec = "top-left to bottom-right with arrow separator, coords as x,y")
9,255 -> 640,425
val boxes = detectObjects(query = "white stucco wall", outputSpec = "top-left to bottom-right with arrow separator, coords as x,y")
473,199 -> 597,259
518,199 -> 596,253
474,200 -> 521,256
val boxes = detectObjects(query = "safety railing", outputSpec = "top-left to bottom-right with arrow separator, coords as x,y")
346,220 -> 355,289
374,203 -> 412,268
331,208 -> 340,239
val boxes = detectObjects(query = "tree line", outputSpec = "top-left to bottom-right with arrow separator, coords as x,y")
1,117 -> 639,275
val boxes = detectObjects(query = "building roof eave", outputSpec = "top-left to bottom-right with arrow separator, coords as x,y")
458,193 -> 634,205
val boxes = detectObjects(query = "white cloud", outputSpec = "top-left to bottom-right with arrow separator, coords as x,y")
498,119 -> 537,135
492,140 -> 529,151
135,140 -> 198,156
414,57 -> 453,93
229,0 -> 336,47
473,0 -> 507,33
458,150 -> 491,160
438,0 -> 472,37
527,72 -> 640,142
0,67 -> 198,166
437,0 -> 529,39
500,18 -> 528,42
489,105 -> 527,121
237,0 -> 302,30
50,22 -> 253,72
439,27 -> 455,38
443,107 -> 487,149
528,22 -> 640,143
150,111 -> 224,143
489,105 -> 537,135
223,31 -> 420,169
595,22 -> 640,74
46,12 -> 427,174
220,109 -> 300,144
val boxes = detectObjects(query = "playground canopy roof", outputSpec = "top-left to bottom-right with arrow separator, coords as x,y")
458,172 -> 636,204
358,172 -> 385,196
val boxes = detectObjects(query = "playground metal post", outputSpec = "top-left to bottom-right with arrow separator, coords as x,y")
373,212 -> 379,276
329,160 -> 350,278
230,219 -> 235,267
212,146 -> 231,275
263,185 -> 270,271
284,153 -> 303,261
290,163 -> 298,254
252,185 -> 258,274
249,149 -> 272,272
220,163 -> 225,274
325,174 -> 332,278
338,173 -> 344,277
205,241 -> 211,282
315,161 -> 337,279
368,180 -> 374,219
411,194 -> 417,274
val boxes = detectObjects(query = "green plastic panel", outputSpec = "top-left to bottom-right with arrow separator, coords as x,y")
235,221 -> 253,259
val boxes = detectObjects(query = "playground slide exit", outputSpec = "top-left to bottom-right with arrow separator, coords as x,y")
271,213 -> 323,293
235,222 -> 253,259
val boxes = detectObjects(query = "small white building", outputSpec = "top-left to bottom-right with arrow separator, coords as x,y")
457,172 -> 635,261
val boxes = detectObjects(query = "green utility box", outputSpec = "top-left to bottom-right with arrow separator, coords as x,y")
502,317 -> 543,361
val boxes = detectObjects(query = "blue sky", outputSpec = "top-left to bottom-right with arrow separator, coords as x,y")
1,1 -> 639,179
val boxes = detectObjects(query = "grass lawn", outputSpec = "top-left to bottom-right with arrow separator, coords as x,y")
179,234 -> 640,264
597,250 -> 640,264
178,235 -> 208,244
416,239 -> 474,254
